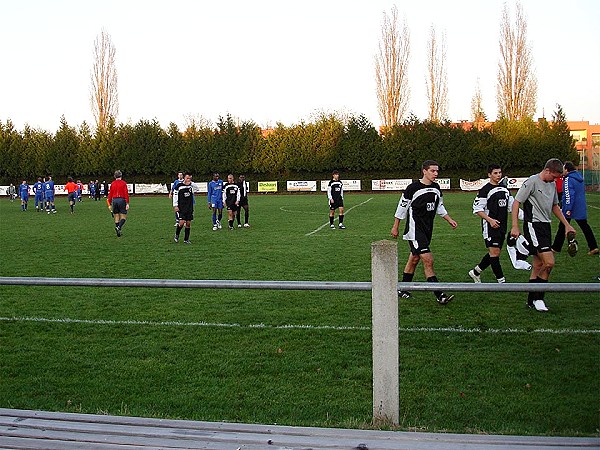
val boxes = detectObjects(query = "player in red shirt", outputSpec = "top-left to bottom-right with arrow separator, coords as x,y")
64,177 -> 79,214
107,170 -> 130,237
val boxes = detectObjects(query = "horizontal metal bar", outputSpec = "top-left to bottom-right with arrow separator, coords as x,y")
0,277 -> 371,291
0,277 -> 598,292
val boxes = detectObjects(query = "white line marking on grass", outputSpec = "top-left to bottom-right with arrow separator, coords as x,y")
590,204 -> 600,210
305,197 -> 374,236
1,316 -> 598,334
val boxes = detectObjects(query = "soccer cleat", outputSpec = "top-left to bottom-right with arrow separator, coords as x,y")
398,290 -> 412,299
229,226 -> 234,230
330,224 -> 335,229
530,299 -> 549,312
497,277 -> 506,283
468,269 -> 481,283
588,248 -> 599,256
437,293 -> 455,305
115,226 -> 121,237
183,240 -> 191,244
238,224 -> 242,228
243,223 -> 250,228
174,236 -> 179,243
338,224 -> 346,229
567,231 -> 578,257
216,221 -> 222,229
212,225 -> 218,231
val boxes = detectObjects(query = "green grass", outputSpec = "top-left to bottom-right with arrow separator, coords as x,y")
0,192 -> 598,436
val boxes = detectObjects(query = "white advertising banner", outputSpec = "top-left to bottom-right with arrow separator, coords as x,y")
287,180 -> 317,192
505,177 -> 527,189
319,179 -> 361,191
460,177 -> 527,191
135,183 -> 168,194
437,178 -> 451,190
371,179 -> 412,191
459,179 -> 487,191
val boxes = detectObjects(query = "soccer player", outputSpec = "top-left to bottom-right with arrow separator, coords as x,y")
223,174 -> 240,230
64,177 -> 78,214
107,170 -> 130,237
468,164 -> 513,283
236,174 -> 250,228
551,161 -> 598,256
327,170 -> 346,229
19,180 -> 30,211
172,173 -> 194,244
390,160 -> 458,305
207,172 -> 224,231
169,171 -> 184,226
76,179 -> 84,202
7,184 -> 16,202
33,177 -> 44,212
44,176 -> 56,214
510,158 -> 576,312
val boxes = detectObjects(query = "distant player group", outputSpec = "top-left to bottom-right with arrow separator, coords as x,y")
170,171 -> 251,244
10,176 -> 59,214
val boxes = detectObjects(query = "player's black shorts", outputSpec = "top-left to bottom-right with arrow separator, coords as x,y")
111,198 -> 127,215
523,221 -> 552,254
226,203 -> 238,212
484,228 -> 506,248
178,207 -> 193,222
239,197 -> 248,207
67,192 -> 77,203
329,199 -> 344,210
407,233 -> 432,256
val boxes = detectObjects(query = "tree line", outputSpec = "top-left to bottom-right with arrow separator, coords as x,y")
0,108 -> 576,185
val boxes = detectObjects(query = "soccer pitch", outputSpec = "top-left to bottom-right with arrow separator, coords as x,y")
0,192 -> 598,436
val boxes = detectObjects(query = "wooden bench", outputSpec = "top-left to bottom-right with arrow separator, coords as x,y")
0,408 -> 598,449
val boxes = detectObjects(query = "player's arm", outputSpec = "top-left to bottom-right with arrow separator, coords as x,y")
473,195 -> 498,228
390,217 -> 401,238
235,187 -> 241,204
327,183 -> 333,203
510,199 -> 521,237
552,204 -> 575,236
436,197 -> 456,228
172,187 -> 179,210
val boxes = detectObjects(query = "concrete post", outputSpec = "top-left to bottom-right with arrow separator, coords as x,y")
371,240 -> 399,426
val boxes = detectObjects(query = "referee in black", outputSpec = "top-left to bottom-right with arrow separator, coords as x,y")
173,173 -> 195,244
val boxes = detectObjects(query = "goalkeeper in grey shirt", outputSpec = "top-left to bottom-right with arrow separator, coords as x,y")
510,158 -> 576,312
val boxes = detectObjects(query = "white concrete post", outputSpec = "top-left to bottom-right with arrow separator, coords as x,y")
371,240 -> 399,426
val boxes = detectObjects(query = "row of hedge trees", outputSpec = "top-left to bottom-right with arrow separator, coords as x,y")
0,107 -> 577,185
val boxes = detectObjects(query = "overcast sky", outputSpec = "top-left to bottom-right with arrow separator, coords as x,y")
1,0 -> 598,132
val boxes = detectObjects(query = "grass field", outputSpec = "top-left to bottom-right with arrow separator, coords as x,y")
0,191 -> 598,436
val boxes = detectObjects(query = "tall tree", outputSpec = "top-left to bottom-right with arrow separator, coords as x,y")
90,29 -> 119,132
496,2 -> 537,120
471,78 -> 487,128
375,6 -> 411,129
425,25 -> 448,123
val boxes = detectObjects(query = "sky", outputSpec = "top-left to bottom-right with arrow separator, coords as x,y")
1,0 -> 599,133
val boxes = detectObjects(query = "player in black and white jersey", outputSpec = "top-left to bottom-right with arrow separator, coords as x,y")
327,170 -> 345,229
235,174 -> 250,228
223,174 -> 241,230
390,160 -> 458,305
172,173 -> 195,244
469,164 -> 513,283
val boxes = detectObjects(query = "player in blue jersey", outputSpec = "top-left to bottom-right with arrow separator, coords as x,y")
19,180 -> 30,211
33,177 -> 44,212
207,172 -> 224,231
44,176 -> 56,214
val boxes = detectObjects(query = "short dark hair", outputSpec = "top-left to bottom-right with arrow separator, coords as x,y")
114,170 -> 123,179
332,170 -> 339,175
422,160 -> 439,171
544,158 -> 563,174
564,161 -> 576,172
487,163 -> 501,174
